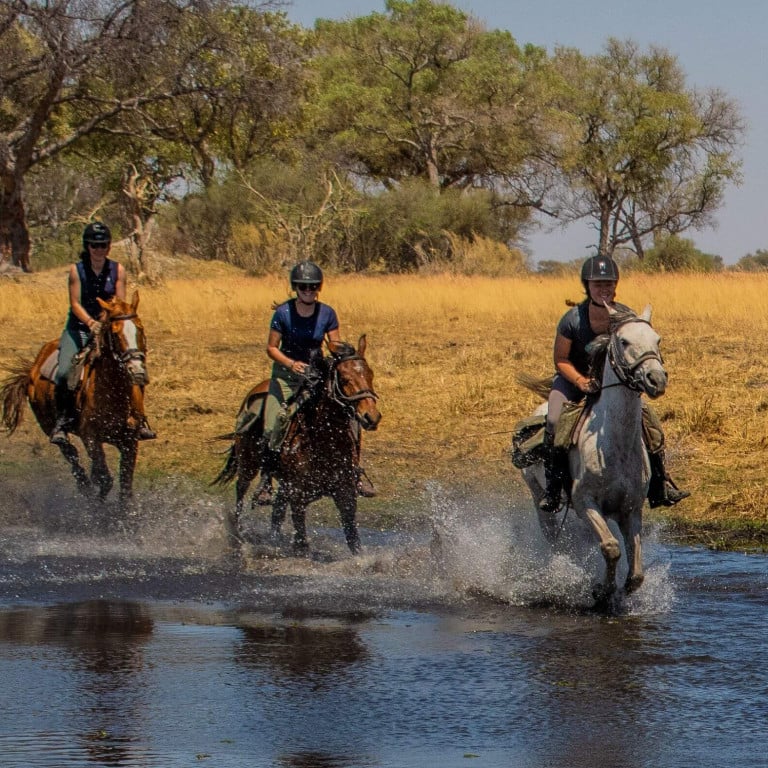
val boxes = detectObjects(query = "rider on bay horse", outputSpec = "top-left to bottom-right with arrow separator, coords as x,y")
252,260 -> 376,505
538,255 -> 690,513
49,222 -> 156,446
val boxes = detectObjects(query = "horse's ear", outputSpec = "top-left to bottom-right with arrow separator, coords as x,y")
357,334 -> 367,357
605,303 -> 617,316
640,304 -> 652,322
97,297 -> 110,310
131,290 -> 140,312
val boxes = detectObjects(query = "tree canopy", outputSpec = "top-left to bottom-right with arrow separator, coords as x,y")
0,0 -> 747,273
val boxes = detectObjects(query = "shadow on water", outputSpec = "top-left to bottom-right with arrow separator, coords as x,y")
0,471 -> 766,767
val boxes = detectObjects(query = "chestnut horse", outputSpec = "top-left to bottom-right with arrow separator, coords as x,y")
213,336 -> 381,555
0,292 -> 149,505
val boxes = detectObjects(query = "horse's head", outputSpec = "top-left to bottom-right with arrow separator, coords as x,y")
327,335 -> 381,431
606,304 -> 667,398
96,291 -> 149,387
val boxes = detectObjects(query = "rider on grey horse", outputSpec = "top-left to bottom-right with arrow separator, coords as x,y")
538,256 -> 690,514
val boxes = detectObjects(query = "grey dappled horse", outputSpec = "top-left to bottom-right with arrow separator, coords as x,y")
520,305 -> 667,607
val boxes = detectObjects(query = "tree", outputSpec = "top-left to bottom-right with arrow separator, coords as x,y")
309,0 -> 554,206
549,39 -> 744,258
734,249 -> 768,272
0,0 -> 265,271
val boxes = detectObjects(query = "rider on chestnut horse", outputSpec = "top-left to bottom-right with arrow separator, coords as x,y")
50,222 -> 155,446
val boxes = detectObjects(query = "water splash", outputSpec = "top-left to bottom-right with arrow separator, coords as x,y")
427,480 -> 676,614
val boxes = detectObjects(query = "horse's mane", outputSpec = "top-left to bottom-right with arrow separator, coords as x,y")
586,307 -> 639,379
329,341 -> 356,361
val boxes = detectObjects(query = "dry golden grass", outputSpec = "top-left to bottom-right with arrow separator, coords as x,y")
2,258 -> 768,545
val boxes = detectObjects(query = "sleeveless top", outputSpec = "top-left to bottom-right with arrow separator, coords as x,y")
556,300 -> 633,376
269,300 -> 340,363
66,259 -> 119,333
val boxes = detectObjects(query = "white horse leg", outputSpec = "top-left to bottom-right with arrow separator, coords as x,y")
621,516 -> 644,593
582,507 -> 621,598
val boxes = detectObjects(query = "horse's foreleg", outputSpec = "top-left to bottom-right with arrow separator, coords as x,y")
84,439 -> 113,500
582,506 -> 621,601
290,500 -> 309,555
270,483 -> 288,538
56,441 -> 91,495
333,486 -> 361,554
621,513 -> 644,594
118,440 -> 138,506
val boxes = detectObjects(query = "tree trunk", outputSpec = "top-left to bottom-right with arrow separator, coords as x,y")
0,173 -> 32,272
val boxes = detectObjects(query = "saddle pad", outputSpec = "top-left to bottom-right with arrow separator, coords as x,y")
39,349 -> 59,382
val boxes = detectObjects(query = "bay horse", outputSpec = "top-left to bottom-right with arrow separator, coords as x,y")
213,335 -> 381,555
518,305 -> 667,607
0,292 -> 149,505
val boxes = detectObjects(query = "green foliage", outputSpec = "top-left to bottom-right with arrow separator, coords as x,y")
733,249 -> 768,272
349,181 -> 523,272
550,39 -> 744,259
641,234 -> 723,272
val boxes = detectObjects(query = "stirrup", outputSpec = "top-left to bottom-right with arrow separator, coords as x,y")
138,425 -> 157,440
256,476 -> 273,506
50,427 -> 70,446
356,468 -> 376,498
538,494 -> 561,514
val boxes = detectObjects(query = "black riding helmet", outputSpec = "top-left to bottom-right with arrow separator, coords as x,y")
581,255 -> 619,293
82,221 -> 111,248
290,260 -> 323,287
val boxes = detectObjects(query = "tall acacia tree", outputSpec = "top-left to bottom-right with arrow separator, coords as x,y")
550,39 -> 744,258
309,0 -> 556,208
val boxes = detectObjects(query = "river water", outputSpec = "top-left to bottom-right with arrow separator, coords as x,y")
0,478 -> 766,768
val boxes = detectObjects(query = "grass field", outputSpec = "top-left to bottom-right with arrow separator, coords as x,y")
2,256 -> 767,550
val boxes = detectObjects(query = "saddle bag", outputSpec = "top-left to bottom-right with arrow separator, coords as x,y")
510,413 -> 547,469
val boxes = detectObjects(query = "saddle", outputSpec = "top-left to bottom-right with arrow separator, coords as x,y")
511,400 -> 664,469
234,364 -> 324,448
39,347 -> 90,391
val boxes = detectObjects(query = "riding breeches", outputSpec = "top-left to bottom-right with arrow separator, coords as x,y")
546,375 -> 583,434
263,368 -> 303,441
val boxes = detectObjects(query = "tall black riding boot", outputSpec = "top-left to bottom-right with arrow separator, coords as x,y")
539,430 -> 565,513
50,383 -> 77,446
255,448 -> 281,506
647,450 -> 691,508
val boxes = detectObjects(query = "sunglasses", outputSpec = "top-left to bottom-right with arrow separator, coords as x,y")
87,242 -> 110,250
295,283 -> 320,291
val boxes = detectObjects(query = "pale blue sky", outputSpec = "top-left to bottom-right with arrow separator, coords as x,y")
286,0 -> 768,265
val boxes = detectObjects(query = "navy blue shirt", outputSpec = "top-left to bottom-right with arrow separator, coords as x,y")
66,259 -> 119,333
270,300 -> 340,363
556,300 -> 632,376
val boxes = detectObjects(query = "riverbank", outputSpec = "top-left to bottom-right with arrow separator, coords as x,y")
1,258 -> 767,551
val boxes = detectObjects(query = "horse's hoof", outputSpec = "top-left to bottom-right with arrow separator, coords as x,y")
268,525 -> 283,545
592,584 -> 617,611
347,538 -> 362,555
625,574 -> 645,594
292,539 -> 310,557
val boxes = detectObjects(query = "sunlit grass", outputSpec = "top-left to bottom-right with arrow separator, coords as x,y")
2,257 -> 768,542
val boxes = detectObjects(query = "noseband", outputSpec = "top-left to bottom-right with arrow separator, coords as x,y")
606,318 -> 663,392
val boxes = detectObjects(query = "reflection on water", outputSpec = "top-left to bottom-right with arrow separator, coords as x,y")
0,481 -> 766,767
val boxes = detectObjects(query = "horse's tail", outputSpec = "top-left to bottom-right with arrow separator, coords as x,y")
0,359 -> 33,435
211,437 -> 239,487
516,372 -> 553,401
